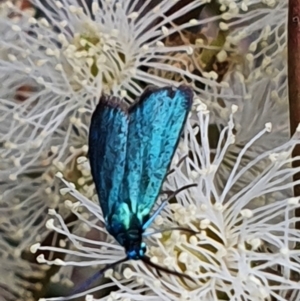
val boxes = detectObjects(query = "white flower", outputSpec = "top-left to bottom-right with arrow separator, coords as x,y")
0,180 -> 52,300
0,2 -> 212,298
212,70 -> 289,203
0,1 -> 294,300
222,0 -> 287,137
204,0 -> 289,210
32,106 -> 300,301
0,0 -> 211,180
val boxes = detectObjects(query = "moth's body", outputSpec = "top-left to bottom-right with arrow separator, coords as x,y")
68,85 -> 195,295
89,85 -> 193,263
107,207 -> 147,259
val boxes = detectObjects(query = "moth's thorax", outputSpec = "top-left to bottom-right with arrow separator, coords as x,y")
107,214 -> 146,259
120,229 -> 147,259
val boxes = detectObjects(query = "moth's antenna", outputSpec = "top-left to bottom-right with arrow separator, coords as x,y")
70,257 -> 128,295
162,183 -> 197,199
166,154 -> 189,176
141,255 -> 195,283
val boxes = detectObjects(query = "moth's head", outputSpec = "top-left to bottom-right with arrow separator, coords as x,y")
125,238 -> 147,260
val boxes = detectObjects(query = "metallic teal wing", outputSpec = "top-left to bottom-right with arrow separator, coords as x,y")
86,86 -> 193,293
88,96 -> 129,218
124,85 -> 193,223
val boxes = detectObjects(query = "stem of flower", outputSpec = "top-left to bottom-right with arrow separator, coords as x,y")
288,0 -> 300,228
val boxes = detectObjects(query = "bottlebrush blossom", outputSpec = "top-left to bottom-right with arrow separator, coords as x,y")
0,176 -> 61,300
212,0 -> 289,201
0,1 -> 218,298
0,238 -> 49,301
0,0 -> 214,181
220,0 -> 287,133
0,0 -> 294,300
211,0 -> 288,142
31,105 -> 300,301
225,0 -> 286,62
213,70 -> 289,201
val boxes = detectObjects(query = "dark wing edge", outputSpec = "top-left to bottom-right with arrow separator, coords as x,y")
129,85 -> 193,114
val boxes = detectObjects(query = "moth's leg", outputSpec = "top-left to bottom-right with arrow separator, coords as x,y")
142,183 -> 197,231
142,198 -> 168,230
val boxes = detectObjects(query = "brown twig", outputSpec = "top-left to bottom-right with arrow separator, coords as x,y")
288,0 -> 300,227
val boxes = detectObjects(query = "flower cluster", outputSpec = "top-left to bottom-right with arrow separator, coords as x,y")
0,0 -> 296,300
32,105 -> 300,301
